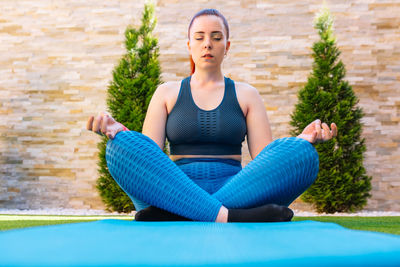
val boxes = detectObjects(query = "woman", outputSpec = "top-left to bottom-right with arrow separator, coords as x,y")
87,9 -> 337,223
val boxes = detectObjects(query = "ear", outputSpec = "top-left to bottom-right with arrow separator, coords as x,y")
187,40 -> 191,53
225,40 -> 231,55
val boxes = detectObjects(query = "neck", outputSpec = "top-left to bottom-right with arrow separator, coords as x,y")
191,68 -> 224,86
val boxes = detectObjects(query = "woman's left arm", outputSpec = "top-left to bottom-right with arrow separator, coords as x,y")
241,84 -> 338,159
242,84 -> 273,160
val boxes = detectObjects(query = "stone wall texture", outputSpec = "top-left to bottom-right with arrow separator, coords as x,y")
1,0 -> 399,211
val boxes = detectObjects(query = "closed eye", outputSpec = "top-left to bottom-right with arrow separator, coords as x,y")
195,37 -> 221,41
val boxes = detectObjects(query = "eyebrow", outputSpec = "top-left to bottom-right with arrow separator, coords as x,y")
194,31 -> 223,35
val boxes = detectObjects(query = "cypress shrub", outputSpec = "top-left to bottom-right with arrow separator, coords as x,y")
96,4 -> 162,213
289,6 -> 372,213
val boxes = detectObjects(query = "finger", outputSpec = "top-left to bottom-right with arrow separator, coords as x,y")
86,116 -> 94,130
100,111 -> 112,119
311,131 -> 317,143
331,123 -> 338,137
316,120 -> 322,140
108,131 -> 117,139
101,115 -> 108,134
92,115 -> 103,133
321,123 -> 331,140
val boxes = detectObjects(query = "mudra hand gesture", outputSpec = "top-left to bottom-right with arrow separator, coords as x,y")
86,112 -> 125,139
297,119 -> 337,144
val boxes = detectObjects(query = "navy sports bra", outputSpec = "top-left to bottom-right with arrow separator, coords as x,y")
165,76 -> 247,155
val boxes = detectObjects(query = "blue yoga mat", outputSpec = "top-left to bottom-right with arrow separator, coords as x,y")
1,220 -> 399,266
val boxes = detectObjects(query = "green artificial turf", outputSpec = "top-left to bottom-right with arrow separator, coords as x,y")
293,216 -> 400,235
0,214 -> 133,231
0,215 -> 399,235
0,220 -> 95,231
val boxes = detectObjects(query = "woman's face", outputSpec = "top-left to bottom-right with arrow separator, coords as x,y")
188,15 -> 230,72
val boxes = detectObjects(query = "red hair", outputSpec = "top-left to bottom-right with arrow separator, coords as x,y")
188,9 -> 229,75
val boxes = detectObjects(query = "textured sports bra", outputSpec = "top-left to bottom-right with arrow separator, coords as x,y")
165,76 -> 247,155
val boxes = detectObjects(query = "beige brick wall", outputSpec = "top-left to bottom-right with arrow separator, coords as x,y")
1,0 -> 399,211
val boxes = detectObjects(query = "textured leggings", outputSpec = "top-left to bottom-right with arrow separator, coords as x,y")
105,131 -> 319,222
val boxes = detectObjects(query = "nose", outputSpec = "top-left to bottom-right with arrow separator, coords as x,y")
204,37 -> 212,49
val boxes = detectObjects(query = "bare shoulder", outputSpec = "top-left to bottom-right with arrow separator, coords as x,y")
155,81 -> 180,95
231,81 -> 262,116
156,81 -> 182,114
152,81 -> 181,102
233,81 -> 262,104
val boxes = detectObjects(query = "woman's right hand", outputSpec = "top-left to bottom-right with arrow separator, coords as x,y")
86,112 -> 125,139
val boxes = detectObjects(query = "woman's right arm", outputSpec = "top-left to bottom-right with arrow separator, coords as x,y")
141,83 -> 170,150
87,84 -> 169,149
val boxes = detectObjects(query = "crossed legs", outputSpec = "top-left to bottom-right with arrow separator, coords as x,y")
105,131 -> 319,222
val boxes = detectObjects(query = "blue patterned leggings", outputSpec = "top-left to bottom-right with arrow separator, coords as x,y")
105,131 -> 319,222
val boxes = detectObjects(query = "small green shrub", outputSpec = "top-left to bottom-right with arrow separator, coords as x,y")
97,4 -> 162,213
289,6 -> 372,213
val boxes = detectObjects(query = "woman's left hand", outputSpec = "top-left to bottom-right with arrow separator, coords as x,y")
297,119 -> 337,144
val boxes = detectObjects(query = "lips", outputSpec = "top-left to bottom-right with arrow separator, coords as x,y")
202,54 -> 214,58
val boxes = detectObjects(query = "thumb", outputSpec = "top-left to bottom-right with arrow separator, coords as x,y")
311,131 -> 317,143
107,132 -> 115,139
